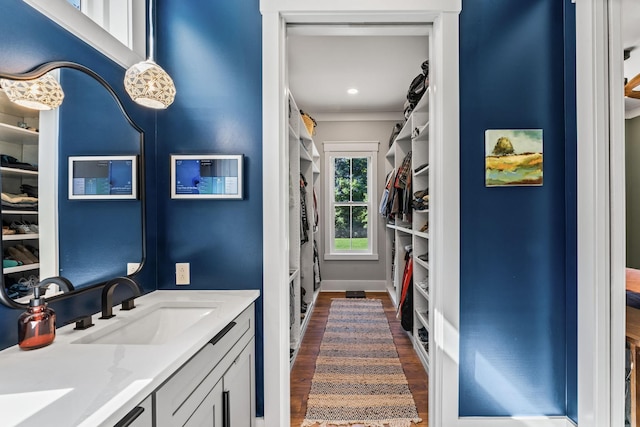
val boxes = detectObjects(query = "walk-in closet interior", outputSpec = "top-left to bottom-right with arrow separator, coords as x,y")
286,24 -> 433,422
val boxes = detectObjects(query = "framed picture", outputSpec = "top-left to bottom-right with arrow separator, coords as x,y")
68,155 -> 138,200
170,154 -> 244,199
485,129 -> 543,187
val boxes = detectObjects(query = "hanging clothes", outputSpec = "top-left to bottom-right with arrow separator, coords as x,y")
313,239 -> 321,290
300,174 -> 309,244
398,246 -> 414,331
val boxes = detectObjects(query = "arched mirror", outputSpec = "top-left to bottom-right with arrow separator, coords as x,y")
0,62 -> 146,308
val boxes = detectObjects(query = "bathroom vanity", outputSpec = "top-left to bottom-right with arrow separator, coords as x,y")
0,290 -> 259,426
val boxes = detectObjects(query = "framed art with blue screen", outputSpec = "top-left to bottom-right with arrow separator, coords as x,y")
68,155 -> 138,200
170,154 -> 244,199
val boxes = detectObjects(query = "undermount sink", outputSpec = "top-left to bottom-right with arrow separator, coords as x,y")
72,304 -> 218,345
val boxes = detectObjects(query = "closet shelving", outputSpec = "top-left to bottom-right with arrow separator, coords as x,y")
288,92 -> 321,366
0,92 -> 41,300
384,89 -> 431,373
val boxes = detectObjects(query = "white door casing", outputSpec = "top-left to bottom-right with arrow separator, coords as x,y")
261,1 -> 461,426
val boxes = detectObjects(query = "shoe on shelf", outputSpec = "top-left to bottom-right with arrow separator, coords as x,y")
414,189 -> 429,199
2,226 -> 15,235
24,221 -> 38,233
7,246 -> 32,264
419,222 -> 429,232
16,245 -> 38,263
10,221 -> 30,234
3,259 -> 21,268
417,253 -> 428,262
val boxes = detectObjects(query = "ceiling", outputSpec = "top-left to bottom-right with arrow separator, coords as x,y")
287,27 -> 429,120
624,0 -> 640,117
288,7 -> 640,121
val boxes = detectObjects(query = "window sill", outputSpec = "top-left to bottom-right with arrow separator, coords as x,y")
324,253 -> 379,261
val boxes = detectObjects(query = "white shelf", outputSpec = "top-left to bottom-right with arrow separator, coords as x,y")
4,263 -> 40,274
414,164 -> 429,177
288,124 -> 299,140
412,122 -> 429,143
3,233 -> 39,241
1,210 -> 38,215
0,167 -> 38,177
415,309 -> 429,331
289,269 -> 299,284
300,288 -> 319,338
416,284 -> 430,301
415,256 -> 430,270
0,122 -> 39,145
300,144 -> 312,162
412,333 -> 430,374
386,144 -> 395,159
414,230 -> 429,239
312,163 -> 320,174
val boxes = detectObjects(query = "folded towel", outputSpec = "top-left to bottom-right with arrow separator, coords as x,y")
1,192 -> 38,204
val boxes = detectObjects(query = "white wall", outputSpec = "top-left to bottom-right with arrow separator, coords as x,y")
313,119 -> 399,289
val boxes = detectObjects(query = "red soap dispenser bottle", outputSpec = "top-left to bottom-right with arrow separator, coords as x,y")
18,285 -> 56,350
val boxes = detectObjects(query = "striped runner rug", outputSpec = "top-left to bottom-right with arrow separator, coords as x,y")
302,298 -> 422,427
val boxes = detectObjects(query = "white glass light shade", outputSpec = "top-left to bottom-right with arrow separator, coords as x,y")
0,73 -> 64,110
124,60 -> 176,109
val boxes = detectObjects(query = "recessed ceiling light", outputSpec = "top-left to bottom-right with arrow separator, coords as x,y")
347,88 -> 359,95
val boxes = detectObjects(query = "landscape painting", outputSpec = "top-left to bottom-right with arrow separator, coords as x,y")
485,129 -> 543,187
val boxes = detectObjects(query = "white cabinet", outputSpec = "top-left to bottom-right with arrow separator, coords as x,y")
287,92 -> 321,364
222,340 -> 254,427
155,304 -> 255,427
383,89 -> 431,374
184,380 -> 223,426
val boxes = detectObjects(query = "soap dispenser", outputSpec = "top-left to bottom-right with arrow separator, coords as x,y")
18,285 -> 56,350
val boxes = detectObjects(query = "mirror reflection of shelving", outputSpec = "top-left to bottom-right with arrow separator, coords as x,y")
0,91 -> 41,302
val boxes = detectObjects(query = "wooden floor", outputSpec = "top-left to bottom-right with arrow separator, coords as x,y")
290,291 -> 429,427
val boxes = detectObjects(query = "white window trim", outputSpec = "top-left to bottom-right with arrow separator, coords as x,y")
323,141 -> 378,261
22,0 -> 145,68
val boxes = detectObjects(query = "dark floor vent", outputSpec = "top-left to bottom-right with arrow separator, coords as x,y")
345,290 -> 366,298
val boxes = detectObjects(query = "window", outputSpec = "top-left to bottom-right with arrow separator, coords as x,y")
324,142 -> 378,260
23,0 -> 145,67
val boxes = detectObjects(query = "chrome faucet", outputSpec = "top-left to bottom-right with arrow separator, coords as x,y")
100,276 -> 142,319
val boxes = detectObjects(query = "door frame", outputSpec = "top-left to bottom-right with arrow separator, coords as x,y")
260,1 -> 461,426
575,0 -> 625,426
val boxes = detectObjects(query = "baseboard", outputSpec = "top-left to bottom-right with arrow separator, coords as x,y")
456,416 -> 576,427
320,280 -> 386,292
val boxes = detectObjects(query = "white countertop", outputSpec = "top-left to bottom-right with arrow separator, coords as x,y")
0,290 -> 260,427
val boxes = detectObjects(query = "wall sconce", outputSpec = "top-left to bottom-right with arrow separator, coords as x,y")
0,73 -> 64,110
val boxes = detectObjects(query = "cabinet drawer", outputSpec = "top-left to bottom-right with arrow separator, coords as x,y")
156,305 -> 254,426
114,395 -> 152,427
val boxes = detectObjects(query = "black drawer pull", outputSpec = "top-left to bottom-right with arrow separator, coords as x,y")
209,322 -> 236,346
223,390 -> 230,427
114,406 -> 144,427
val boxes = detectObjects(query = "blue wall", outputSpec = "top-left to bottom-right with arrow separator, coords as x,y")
459,0 -> 575,417
0,0 -> 157,349
155,0 -> 264,417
